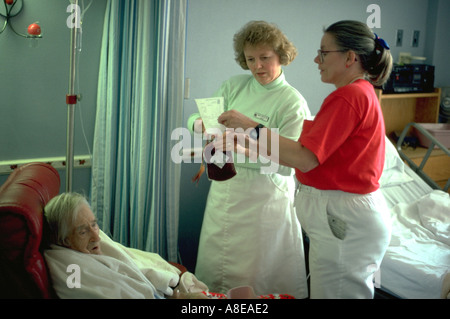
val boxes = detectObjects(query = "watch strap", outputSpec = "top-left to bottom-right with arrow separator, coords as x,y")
253,123 -> 265,140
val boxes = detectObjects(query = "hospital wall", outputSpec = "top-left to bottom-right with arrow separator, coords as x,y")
0,0 -> 448,272
179,0 -> 450,271
0,0 -> 106,193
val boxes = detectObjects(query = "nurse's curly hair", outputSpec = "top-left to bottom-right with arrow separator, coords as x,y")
233,21 -> 298,70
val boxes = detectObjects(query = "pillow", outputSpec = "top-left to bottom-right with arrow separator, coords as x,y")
380,136 -> 413,187
384,136 -> 405,171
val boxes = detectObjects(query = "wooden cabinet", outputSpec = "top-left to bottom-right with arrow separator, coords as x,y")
376,88 -> 449,192
375,88 -> 441,136
402,147 -> 450,191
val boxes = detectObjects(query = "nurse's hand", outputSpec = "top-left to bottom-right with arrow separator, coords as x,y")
218,110 -> 258,130
213,130 -> 258,162
193,118 -> 205,134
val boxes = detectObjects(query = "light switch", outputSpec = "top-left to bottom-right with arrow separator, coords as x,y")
396,29 -> 403,47
412,30 -> 420,47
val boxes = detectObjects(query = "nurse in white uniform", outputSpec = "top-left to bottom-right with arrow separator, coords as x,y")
187,21 -> 311,298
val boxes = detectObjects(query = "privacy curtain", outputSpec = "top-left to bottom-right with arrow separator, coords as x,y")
90,0 -> 186,262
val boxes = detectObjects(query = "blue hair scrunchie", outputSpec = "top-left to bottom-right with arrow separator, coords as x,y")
374,33 -> 390,50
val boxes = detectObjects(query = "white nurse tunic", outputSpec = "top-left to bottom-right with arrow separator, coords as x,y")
189,72 -> 310,298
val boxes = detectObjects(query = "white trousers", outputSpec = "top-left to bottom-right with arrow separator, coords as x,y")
295,184 -> 391,299
196,167 -> 308,298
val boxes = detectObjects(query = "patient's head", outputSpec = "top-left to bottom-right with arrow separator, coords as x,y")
45,193 -> 102,255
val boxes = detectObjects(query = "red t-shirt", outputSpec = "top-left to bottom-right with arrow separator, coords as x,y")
296,80 -> 385,194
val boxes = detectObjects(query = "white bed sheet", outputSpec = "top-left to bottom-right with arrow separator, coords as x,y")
379,139 -> 450,299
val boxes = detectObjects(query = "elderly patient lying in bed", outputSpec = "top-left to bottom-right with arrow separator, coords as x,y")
43,192 -> 208,299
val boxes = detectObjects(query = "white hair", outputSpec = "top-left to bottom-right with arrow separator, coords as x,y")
44,192 -> 90,246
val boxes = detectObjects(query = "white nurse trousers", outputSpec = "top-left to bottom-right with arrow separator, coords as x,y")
295,184 -> 391,299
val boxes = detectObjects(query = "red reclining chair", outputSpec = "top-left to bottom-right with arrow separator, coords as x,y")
0,162 -> 187,299
0,162 -> 60,298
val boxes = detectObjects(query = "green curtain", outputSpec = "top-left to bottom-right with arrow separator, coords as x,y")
90,0 -> 186,262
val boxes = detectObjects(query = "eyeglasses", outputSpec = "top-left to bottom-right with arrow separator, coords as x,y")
317,49 -> 346,63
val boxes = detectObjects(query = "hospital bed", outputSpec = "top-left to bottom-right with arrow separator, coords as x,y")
377,123 -> 450,299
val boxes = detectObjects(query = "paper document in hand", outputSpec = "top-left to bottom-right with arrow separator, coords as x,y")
195,97 -> 226,134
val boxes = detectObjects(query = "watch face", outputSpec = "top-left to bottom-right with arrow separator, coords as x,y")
250,129 -> 258,140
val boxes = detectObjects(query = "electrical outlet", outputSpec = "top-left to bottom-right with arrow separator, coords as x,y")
396,29 -> 403,47
412,30 -> 420,47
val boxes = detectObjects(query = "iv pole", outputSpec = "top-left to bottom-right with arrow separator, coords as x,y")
66,0 -> 79,192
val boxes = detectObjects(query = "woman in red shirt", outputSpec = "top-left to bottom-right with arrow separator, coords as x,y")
217,20 -> 393,298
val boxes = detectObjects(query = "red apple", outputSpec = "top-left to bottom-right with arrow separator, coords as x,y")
5,0 -> 14,5
27,23 -> 41,36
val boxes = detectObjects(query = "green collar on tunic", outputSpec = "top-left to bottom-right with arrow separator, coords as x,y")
252,70 -> 286,91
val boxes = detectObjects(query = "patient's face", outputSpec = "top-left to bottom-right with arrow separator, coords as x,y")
66,204 -> 102,255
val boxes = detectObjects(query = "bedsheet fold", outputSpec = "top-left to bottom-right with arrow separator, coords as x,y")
381,190 -> 450,299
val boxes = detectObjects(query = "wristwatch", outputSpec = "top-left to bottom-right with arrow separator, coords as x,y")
250,123 -> 265,140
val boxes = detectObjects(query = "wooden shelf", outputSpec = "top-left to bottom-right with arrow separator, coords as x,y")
377,88 -> 449,192
401,146 -> 447,159
402,146 -> 450,192
375,88 -> 441,136
377,90 -> 441,100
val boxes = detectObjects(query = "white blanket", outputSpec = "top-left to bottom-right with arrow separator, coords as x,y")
381,190 -> 450,299
44,231 -> 207,299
